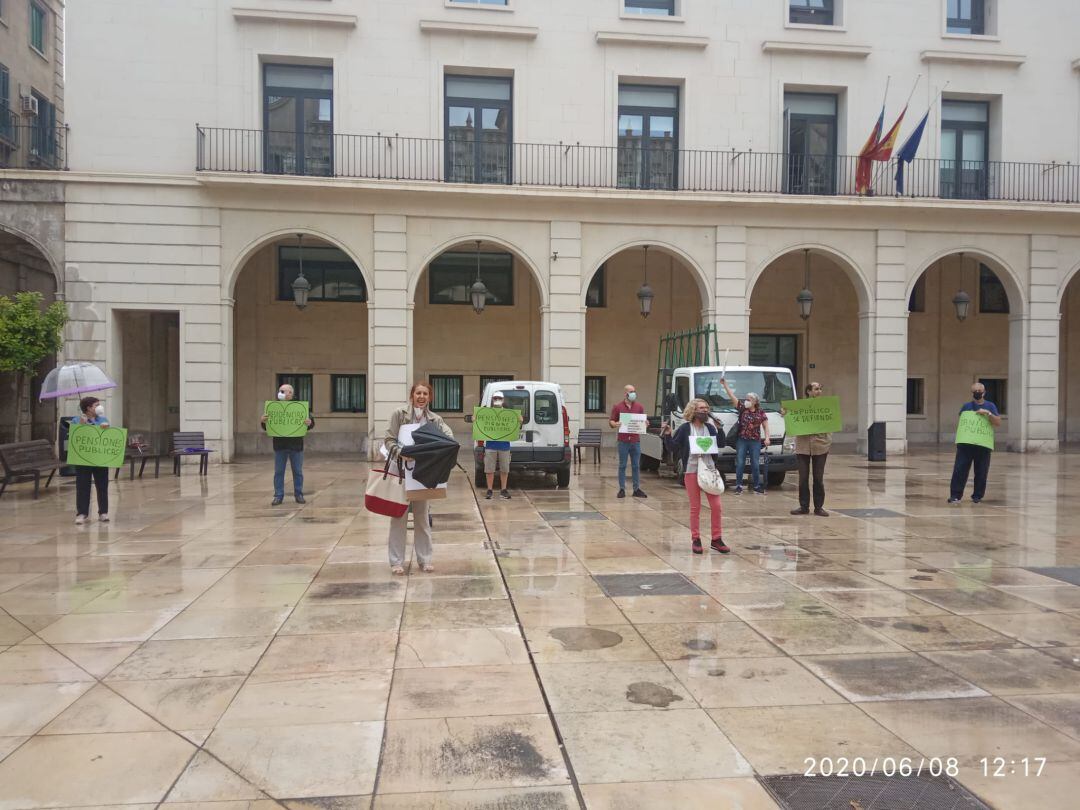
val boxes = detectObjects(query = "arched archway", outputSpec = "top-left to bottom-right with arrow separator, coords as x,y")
230,232 -> 371,456
410,238 -> 544,434
906,250 -> 1021,447
582,243 -> 713,437
0,227 -> 62,442
1059,262 -> 1080,444
748,246 -> 873,448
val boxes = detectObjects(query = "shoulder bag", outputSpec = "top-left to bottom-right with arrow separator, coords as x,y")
365,458 -> 409,518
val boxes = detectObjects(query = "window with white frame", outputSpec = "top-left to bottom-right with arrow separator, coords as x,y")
789,0 -> 835,25
624,0 -> 676,16
947,0 -> 991,35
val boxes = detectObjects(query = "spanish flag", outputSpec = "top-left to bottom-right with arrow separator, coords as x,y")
855,105 -> 885,195
856,106 -> 907,194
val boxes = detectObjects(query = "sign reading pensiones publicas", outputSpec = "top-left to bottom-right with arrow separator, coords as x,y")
264,400 -> 310,437
955,410 -> 995,451
472,407 -> 522,443
780,396 -> 843,436
66,424 -> 128,468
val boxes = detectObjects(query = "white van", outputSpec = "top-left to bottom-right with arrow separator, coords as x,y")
470,381 -> 572,488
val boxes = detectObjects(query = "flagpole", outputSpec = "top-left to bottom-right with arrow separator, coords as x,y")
869,75 -> 923,192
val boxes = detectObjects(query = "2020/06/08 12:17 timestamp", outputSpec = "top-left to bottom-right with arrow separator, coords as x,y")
803,757 -> 1047,778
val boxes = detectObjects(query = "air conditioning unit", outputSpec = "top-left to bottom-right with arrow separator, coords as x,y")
21,95 -> 39,116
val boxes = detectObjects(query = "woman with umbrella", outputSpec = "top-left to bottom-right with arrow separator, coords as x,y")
383,382 -> 457,575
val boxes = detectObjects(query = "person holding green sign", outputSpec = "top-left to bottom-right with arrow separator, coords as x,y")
260,383 -> 315,506
784,381 -> 833,517
72,396 -> 111,525
483,392 -> 521,500
948,382 -> 1002,504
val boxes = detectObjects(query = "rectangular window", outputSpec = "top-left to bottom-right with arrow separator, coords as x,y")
276,374 -> 314,412
908,275 -> 926,312
784,92 -> 838,195
445,74 -> 512,184
790,0 -> 834,25
748,334 -> 799,382
534,390 -> 559,425
624,0 -> 675,16
480,375 -> 512,399
979,378 -> 1006,415
906,378 -> 925,416
618,83 -> 679,190
978,264 -> 1009,313
29,1 -> 47,54
264,63 -> 333,177
431,375 -> 464,413
449,0 -> 509,5
429,251 -> 514,306
586,264 -> 606,307
277,245 -> 367,303
585,376 -> 606,413
29,91 -> 56,165
0,64 -> 13,147
940,99 -> 988,200
330,374 -> 366,413
947,0 -> 985,34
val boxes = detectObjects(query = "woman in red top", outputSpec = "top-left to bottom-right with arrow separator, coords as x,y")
721,377 -> 770,494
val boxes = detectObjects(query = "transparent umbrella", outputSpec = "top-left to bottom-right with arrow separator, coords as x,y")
38,362 -> 117,401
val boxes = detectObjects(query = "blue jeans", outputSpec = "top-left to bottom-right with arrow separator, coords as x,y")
273,449 -> 304,498
617,441 -> 641,492
735,437 -> 761,490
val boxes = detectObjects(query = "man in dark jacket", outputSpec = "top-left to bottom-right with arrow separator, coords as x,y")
260,383 -> 314,505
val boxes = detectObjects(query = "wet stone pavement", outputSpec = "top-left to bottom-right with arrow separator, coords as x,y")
0,449 -> 1079,809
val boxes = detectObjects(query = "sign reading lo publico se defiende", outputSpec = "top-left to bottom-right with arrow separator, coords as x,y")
780,396 -> 843,436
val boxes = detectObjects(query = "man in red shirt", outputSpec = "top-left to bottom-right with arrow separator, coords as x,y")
609,384 -> 648,499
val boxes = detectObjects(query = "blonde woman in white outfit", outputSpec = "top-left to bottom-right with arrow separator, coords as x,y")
383,382 -> 455,575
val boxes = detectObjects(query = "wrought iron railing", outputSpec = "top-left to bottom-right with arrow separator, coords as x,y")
0,121 -> 68,170
195,126 -> 1080,204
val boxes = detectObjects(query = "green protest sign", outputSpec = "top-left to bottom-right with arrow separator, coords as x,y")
66,424 -> 128,468
472,407 -> 521,442
264,400 -> 309,437
690,435 -> 718,455
780,396 -> 843,436
955,410 -> 995,450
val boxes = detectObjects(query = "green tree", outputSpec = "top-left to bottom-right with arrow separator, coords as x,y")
0,292 -> 67,442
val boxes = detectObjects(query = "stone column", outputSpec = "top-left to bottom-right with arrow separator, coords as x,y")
217,297 -> 235,460
368,215 -> 410,459
872,230 -> 910,454
548,221 -> 584,434
1020,234 -> 1061,452
715,226 -> 749,362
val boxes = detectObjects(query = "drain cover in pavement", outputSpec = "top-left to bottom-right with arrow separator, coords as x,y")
758,773 -> 991,810
1024,566 -> 1080,586
593,573 -> 704,597
835,508 -> 906,518
540,511 -> 608,522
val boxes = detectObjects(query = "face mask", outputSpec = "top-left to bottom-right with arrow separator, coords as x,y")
493,400 -> 504,408
693,411 -> 707,422
94,405 -> 105,417
744,400 -> 753,409
277,391 -> 287,401
627,392 -> 637,402
972,392 -> 984,400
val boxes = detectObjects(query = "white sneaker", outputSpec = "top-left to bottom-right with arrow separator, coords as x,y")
99,514 -> 110,523
75,515 -> 87,525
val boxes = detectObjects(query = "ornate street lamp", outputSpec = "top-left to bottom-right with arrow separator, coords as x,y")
796,248 -> 814,320
470,240 -> 489,314
637,245 -> 654,318
291,233 -> 311,310
953,253 -> 971,321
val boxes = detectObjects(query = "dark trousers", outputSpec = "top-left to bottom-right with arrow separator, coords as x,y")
75,466 -> 110,516
950,443 -> 991,501
797,453 -> 828,510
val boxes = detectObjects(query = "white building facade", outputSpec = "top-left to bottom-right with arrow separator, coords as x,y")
9,0 -> 1080,459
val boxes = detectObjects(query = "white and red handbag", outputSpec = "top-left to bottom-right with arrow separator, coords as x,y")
364,459 -> 409,518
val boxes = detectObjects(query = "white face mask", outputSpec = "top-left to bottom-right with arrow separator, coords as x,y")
492,399 -> 504,408
277,391 -> 287,401
627,392 -> 637,402
94,405 -> 105,417
743,400 -> 753,410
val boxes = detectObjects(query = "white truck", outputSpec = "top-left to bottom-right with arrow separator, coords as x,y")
639,364 -> 799,488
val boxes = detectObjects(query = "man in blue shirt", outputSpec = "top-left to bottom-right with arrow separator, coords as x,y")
484,392 -> 521,500
948,382 -> 1002,504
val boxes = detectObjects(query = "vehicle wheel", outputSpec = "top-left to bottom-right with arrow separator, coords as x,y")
474,467 -> 486,489
674,458 -> 685,487
640,454 -> 660,472
556,465 -> 571,488
767,471 -> 786,488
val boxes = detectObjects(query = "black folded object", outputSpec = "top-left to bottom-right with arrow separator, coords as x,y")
402,423 -> 461,488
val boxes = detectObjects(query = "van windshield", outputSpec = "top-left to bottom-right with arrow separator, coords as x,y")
695,371 -> 794,413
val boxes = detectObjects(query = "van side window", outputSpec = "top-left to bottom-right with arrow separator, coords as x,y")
534,391 -> 558,425
675,376 -> 690,410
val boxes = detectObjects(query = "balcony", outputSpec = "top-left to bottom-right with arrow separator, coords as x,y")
195,126 -> 1080,204
0,116 -> 68,171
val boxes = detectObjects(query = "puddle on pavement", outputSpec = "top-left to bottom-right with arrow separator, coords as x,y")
626,681 -> 684,708
549,627 -> 623,650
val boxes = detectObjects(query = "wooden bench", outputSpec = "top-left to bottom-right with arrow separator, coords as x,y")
170,431 -> 211,476
573,428 -> 603,464
114,432 -> 163,481
0,440 -> 60,499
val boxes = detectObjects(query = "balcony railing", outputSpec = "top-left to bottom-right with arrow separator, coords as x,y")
195,126 -> 1080,204
0,118 -> 68,170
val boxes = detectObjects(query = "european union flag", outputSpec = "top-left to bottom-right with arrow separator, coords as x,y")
894,111 -> 929,195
